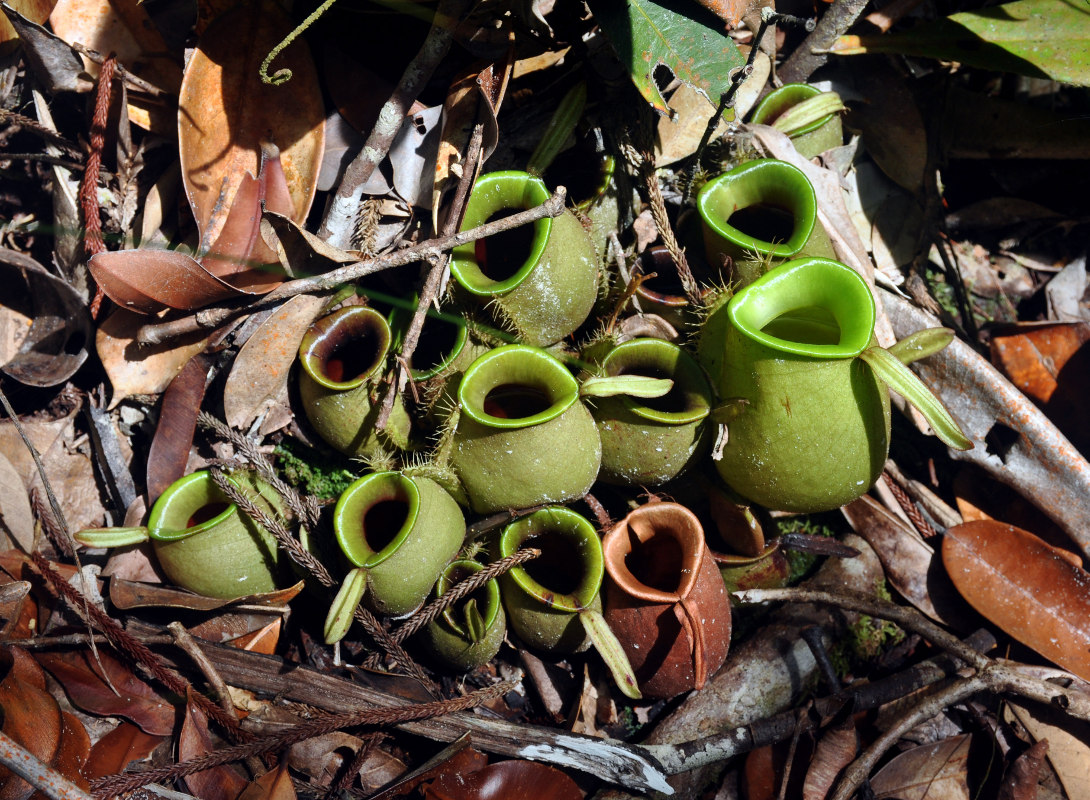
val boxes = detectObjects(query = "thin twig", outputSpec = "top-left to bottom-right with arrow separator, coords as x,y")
317,0 -> 472,247
89,679 -> 516,798
0,729 -> 93,800
778,0 -> 870,84
71,43 -> 169,97
375,121 -> 484,430
137,187 -> 568,345
0,152 -> 89,172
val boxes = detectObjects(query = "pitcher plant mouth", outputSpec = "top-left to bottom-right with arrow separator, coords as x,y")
727,258 -> 876,358
333,472 -> 420,568
601,338 -> 711,425
148,471 -> 239,542
299,306 -> 391,390
450,171 -> 553,296
501,507 -> 603,613
458,345 -> 579,429
697,159 -> 818,259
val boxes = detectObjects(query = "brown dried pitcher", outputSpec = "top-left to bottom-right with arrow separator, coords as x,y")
601,502 -> 732,699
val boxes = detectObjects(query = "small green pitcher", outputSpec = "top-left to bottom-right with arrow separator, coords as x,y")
324,471 -> 464,643
148,471 -> 285,599
421,559 -> 506,671
697,159 -> 835,285
450,345 -> 601,514
497,507 -> 640,698
297,305 -> 411,457
450,171 -> 599,346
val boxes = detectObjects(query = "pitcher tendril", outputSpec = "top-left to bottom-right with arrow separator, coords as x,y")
259,0 -> 339,85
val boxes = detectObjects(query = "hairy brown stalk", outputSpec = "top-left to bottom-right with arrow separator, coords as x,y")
882,469 -> 940,538
391,547 -> 540,644
30,552 -> 249,742
89,679 -> 516,798
81,53 -> 116,319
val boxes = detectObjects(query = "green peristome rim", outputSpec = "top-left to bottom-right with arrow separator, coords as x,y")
333,471 -> 420,568
499,506 -> 603,613
751,83 -> 832,137
457,344 -> 579,429
600,337 -> 712,425
727,258 -> 876,359
436,559 -> 503,639
450,171 -> 553,296
148,471 -> 238,542
697,159 -> 818,259
298,306 -> 392,390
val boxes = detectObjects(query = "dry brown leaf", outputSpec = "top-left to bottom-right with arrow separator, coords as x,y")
179,689 -> 248,800
51,712 -> 91,792
870,734 -> 971,799
0,0 -> 53,53
96,307 -> 211,405
84,720 -> 167,780
89,249 -> 244,314
179,0 -> 323,249
1005,696 -> 1090,800
238,762 -> 296,800
0,646 -> 62,800
0,450 -> 34,551
49,0 -> 182,132
842,495 -> 964,625
223,293 -> 326,430
226,618 -> 281,655
36,649 -> 175,736
109,578 -> 304,611
0,411 -> 106,532
943,520 -> 1090,681
145,352 -> 211,503
802,718 -> 858,800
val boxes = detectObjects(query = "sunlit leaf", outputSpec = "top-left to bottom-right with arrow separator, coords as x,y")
831,0 -> 1090,87
942,520 -> 1090,681
588,0 -> 745,119
179,0 -> 323,249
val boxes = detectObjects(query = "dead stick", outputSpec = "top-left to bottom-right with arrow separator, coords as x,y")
0,730 -> 93,800
317,0 -> 472,247
137,187 -> 568,345
374,120 -> 484,429
777,0 -> 869,84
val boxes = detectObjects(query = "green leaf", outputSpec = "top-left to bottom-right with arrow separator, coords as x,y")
73,526 -> 150,548
888,327 -> 955,365
580,374 -> 674,399
581,608 -> 642,700
324,567 -> 368,644
588,0 -> 746,119
831,0 -> 1090,87
859,346 -> 973,451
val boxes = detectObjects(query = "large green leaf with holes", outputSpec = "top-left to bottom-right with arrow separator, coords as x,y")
832,0 -> 1090,87
589,0 -> 745,119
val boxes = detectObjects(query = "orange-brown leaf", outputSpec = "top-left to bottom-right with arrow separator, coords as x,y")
35,650 -> 175,735
0,647 -> 62,800
85,721 -> 167,779
942,520 -> 1090,681
88,249 -> 243,314
179,690 -> 248,800
145,352 -> 212,504
178,0 -> 323,249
